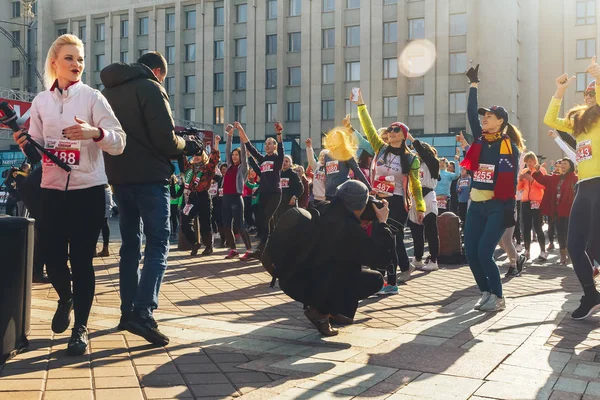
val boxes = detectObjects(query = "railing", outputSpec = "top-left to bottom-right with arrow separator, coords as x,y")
0,87 -> 37,102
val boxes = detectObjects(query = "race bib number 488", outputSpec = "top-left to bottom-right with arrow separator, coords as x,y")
473,163 -> 495,184
43,139 -> 81,169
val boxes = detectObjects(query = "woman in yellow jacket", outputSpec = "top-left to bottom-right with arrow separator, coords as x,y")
543,56 -> 600,320
351,89 -> 425,294
517,152 -> 547,261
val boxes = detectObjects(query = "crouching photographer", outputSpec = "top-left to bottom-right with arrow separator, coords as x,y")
264,180 -> 393,336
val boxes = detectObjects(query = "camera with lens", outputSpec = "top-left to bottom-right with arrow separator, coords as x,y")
175,127 -> 205,157
360,195 -> 385,221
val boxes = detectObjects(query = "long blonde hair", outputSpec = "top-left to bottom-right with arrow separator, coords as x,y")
44,34 -> 85,90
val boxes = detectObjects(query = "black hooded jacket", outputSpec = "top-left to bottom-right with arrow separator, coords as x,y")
100,63 -> 185,185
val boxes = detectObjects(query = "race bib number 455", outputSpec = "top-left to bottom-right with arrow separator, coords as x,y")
473,163 -> 495,184
43,139 -> 81,169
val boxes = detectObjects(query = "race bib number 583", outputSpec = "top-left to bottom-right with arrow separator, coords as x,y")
43,139 -> 81,169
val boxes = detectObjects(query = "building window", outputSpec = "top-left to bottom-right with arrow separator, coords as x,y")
449,92 -> 467,114
577,72 -> 594,92
323,0 -> 335,12
346,61 -> 360,82
166,46 -> 175,64
322,100 -> 335,120
214,41 -> 225,59
95,54 -> 105,71
288,32 -> 301,52
266,103 -> 277,122
166,13 -> 175,31
138,49 -> 148,58
236,4 -> 247,23
383,97 -> 398,117
234,105 -> 247,123
289,0 -> 301,16
409,94 -> 424,116
215,7 -> 224,26
11,31 -> 20,47
383,22 -> 397,43
120,20 -> 128,38
186,10 -> 197,29
57,28 -> 67,36
322,28 -> 334,49
347,0 -> 360,9
185,108 -> 196,121
266,69 -> 277,88
346,26 -> 360,47
266,34 -> 277,54
165,76 -> 174,95
96,23 -> 105,41
11,60 -> 20,77
345,99 -> 358,118
267,0 -> 278,19
236,38 -> 247,57
288,67 -> 301,86
577,38 -> 596,59
214,107 -> 224,124
120,51 -> 128,63
185,44 -> 196,61
11,1 -> 20,18
185,75 -> 196,93
383,58 -> 398,79
77,26 -> 85,42
450,13 -> 467,36
139,17 -> 149,35
384,0 -> 398,4
450,52 -> 467,74
235,71 -> 247,90
409,18 -> 425,40
287,102 -> 301,121
576,0 -> 596,25
322,64 -> 335,84
214,73 -> 224,91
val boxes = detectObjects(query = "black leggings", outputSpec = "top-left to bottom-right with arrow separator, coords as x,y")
40,186 -> 105,327
522,201 -> 545,252
212,197 -> 223,232
553,215 -> 569,250
376,195 -> 409,286
243,196 -> 255,228
222,194 -> 252,251
182,191 -> 212,246
569,179 -> 600,290
257,191 -> 281,247
409,213 -> 439,262
513,200 -> 522,245
170,204 -> 179,234
458,202 -> 468,227
101,218 -> 109,246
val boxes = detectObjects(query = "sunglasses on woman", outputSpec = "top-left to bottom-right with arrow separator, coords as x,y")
585,91 -> 596,97
387,126 -> 402,133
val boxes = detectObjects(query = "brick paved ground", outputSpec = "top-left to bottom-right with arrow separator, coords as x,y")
2,220 -> 600,399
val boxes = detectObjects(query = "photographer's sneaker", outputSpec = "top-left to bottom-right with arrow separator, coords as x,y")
474,291 -> 491,310
376,284 -> 398,295
480,294 -> 506,312
421,261 -> 439,272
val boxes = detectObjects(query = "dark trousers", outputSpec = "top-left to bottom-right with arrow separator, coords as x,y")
522,201 -> 546,252
222,194 -> 252,251
458,202 -> 468,227
554,215 -> 569,250
33,222 -> 45,277
182,191 -> 212,246
513,201 -> 522,244
212,197 -> 223,232
257,191 -> 281,247
170,204 -> 179,235
281,267 -> 383,319
101,218 -> 109,246
409,213 -> 439,262
243,196 -> 255,228
40,186 -> 105,327
379,195 -> 410,285
568,179 -> 600,290
548,214 -> 557,245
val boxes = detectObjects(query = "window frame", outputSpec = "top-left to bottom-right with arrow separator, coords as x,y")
346,25 -> 360,47
408,94 -> 425,116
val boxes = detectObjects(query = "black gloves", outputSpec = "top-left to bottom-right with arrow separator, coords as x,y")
466,64 -> 480,83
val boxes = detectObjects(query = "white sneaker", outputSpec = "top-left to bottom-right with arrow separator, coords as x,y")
413,259 -> 425,269
537,251 -> 548,261
398,264 -> 416,282
421,261 -> 439,271
473,291 -> 491,310
480,294 -> 506,312
515,244 -> 523,253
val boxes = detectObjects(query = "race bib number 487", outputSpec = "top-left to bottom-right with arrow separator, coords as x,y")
473,163 -> 495,184
43,139 -> 81,169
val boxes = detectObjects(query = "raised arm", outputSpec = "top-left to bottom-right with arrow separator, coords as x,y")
411,139 -> 439,179
225,124 -> 234,167
305,138 -> 318,171
351,89 -> 385,153
543,74 -> 577,133
409,157 -> 426,213
548,130 -> 577,163
466,65 -> 483,140
233,122 -> 248,175
274,122 -> 285,167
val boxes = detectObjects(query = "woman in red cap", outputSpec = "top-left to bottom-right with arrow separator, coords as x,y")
351,88 -> 425,295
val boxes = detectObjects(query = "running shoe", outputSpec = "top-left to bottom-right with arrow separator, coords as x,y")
421,261 -> 439,272
240,251 -> 252,261
398,264 -> 416,282
572,294 -> 600,320
224,249 -> 239,259
376,284 -> 399,295
474,292 -> 491,310
536,252 -> 548,262
480,294 -> 506,312
413,259 -> 425,269
547,243 -> 555,251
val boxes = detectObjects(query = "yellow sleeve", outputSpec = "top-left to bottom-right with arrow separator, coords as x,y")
409,157 -> 426,213
358,105 -> 385,153
543,97 -> 573,134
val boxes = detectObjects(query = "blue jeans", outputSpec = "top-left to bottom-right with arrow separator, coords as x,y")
113,183 -> 170,318
464,200 -> 507,298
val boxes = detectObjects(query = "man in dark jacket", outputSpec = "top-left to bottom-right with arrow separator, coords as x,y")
277,180 -> 392,336
100,52 -> 195,347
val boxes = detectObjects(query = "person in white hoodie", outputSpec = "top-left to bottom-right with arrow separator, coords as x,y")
13,34 -> 126,356
305,138 -> 327,206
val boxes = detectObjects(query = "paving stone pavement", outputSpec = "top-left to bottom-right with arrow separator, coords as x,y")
2,226 -> 600,400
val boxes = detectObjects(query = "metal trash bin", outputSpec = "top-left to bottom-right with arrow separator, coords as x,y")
0,215 -> 34,364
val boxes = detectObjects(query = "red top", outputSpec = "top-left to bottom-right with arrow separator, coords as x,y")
532,171 -> 578,217
223,163 -> 240,195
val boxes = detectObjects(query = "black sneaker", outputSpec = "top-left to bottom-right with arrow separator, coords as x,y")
117,312 -> 130,331
67,325 -> 88,356
505,266 -> 520,277
572,294 -> 600,320
516,255 -> 526,274
52,298 -> 73,334
127,313 -> 169,346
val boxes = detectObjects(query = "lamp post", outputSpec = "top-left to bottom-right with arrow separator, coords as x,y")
21,0 -> 37,92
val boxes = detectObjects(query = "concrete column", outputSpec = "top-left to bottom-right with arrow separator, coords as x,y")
368,0 -> 383,126
202,0 -> 215,127
434,0 -> 450,133
276,0 -> 286,124
334,0 -> 345,121
300,0 -> 313,143
247,0 -> 258,137
309,0 -> 323,150
423,0 -> 436,133
224,0 -> 233,124
174,3 -> 183,119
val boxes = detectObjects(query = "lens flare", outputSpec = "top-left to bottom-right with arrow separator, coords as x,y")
398,39 -> 437,78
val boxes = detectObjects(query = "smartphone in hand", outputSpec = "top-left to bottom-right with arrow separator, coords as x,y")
350,87 -> 360,102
